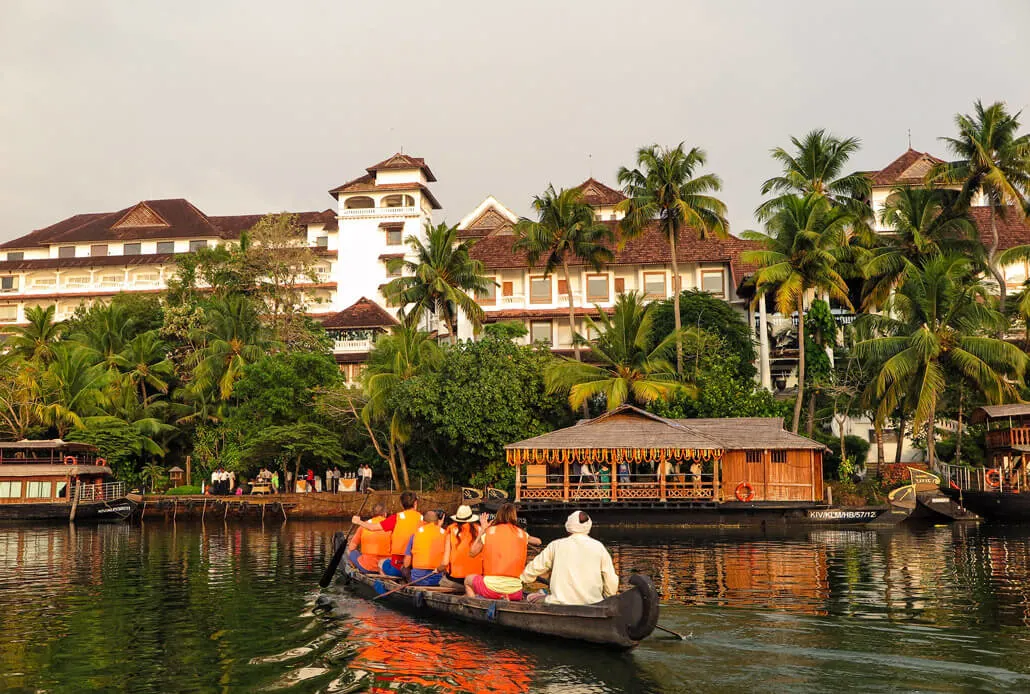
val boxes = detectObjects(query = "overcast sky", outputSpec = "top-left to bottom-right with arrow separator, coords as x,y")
1,0 -> 1028,243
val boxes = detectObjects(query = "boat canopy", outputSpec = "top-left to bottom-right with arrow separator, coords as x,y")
0,439 -> 99,452
0,464 -> 113,478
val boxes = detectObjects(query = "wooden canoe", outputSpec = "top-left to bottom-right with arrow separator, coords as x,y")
329,562 -> 660,649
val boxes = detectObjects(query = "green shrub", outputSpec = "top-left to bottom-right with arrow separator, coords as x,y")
165,485 -> 203,496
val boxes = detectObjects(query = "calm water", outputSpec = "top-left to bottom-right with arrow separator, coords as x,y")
1,520 -> 1029,693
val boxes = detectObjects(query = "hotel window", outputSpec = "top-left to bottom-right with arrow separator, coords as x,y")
587,274 -> 609,302
0,276 -> 17,292
745,450 -> 763,464
478,279 -> 497,305
31,277 -> 56,289
58,246 -> 75,258
66,275 -> 90,288
26,481 -> 52,499
614,277 -> 625,294
156,241 -> 175,254
0,305 -> 17,322
189,240 -> 207,253
643,272 -> 666,298
123,242 -> 141,256
529,276 -> 551,304
90,244 -> 108,257
557,279 -> 569,296
502,281 -> 514,297
530,320 -> 552,345
385,227 -> 403,245
0,481 -> 22,498
771,450 -> 788,464
6,252 -> 24,261
315,235 -> 329,249
701,269 -> 726,299
385,260 -> 402,278
99,274 -> 122,287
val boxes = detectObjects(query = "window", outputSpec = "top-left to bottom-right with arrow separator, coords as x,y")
90,244 -> 108,257
56,481 -> 68,498
614,277 -> 625,294
123,243 -> 141,256
133,273 -> 159,285
0,305 -> 17,322
381,194 -> 415,208
502,281 -> 514,297
478,279 -> 497,305
385,228 -> 403,245
99,274 -> 122,287
31,277 -> 56,289
530,320 -> 552,345
745,450 -> 763,464
65,275 -> 90,287
385,259 -> 402,277
0,481 -> 22,498
701,269 -> 726,299
557,279 -> 569,296
189,240 -> 207,253
0,276 -> 17,292
315,235 -> 329,248
771,450 -> 788,464
58,246 -> 75,258
643,272 -> 666,298
529,276 -> 551,304
6,252 -> 24,261
344,196 -> 374,209
587,274 -> 609,302
26,481 -> 52,499
157,241 -> 175,254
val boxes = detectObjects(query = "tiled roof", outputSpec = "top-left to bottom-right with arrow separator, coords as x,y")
366,153 -> 437,182
866,149 -> 944,187
969,206 -> 1030,250
0,252 -> 178,272
573,178 -> 627,206
320,296 -> 399,329
327,180 -> 442,209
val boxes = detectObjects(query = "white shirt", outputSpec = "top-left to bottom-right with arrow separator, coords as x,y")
520,533 -> 619,605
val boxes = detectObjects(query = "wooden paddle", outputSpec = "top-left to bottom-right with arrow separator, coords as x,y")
655,623 -> 689,640
318,493 -> 370,588
373,570 -> 442,600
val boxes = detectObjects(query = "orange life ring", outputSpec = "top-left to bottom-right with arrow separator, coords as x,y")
735,481 -> 755,502
96,457 -> 107,467
986,468 -> 1001,489
63,456 -> 77,466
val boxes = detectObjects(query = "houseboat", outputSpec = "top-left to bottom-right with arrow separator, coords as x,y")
0,440 -> 140,522
939,405 -> 1030,521
503,405 -> 911,527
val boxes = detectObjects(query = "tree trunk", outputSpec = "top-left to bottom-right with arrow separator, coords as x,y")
792,294 -> 806,434
562,260 -> 580,363
294,453 -> 302,494
926,402 -> 936,469
874,420 -> 885,478
450,318 -> 459,346
669,231 -> 683,376
806,391 -> 816,436
988,205 -> 1007,316
955,385 -> 964,465
398,443 -> 411,490
894,412 -> 906,465
838,414 -> 847,476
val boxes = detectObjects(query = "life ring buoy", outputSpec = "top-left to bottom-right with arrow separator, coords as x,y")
96,457 -> 107,467
735,481 -> 755,502
63,456 -> 77,466
986,468 -> 1001,489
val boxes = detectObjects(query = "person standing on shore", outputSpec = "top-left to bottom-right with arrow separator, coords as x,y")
271,470 -> 280,494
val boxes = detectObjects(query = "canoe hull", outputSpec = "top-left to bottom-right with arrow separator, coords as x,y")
942,488 -> 1030,521
0,496 -> 138,523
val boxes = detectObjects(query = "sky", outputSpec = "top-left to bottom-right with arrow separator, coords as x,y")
1,0 -> 1029,243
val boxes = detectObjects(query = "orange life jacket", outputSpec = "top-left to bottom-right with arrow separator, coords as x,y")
358,515 -> 390,570
448,525 -> 484,579
482,524 -> 528,578
411,524 -> 447,570
389,510 -> 423,556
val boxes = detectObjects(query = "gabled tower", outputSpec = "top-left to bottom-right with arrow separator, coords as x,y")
328,153 -> 441,312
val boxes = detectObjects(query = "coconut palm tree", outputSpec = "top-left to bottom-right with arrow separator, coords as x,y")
66,302 -> 138,368
513,185 -> 614,362
742,194 -> 855,433
544,292 -> 697,411
7,305 -> 62,364
38,344 -> 108,437
191,295 -> 270,400
382,222 -> 493,343
930,100 -> 1030,311
113,331 -> 176,403
862,187 -> 981,310
617,143 -> 729,374
855,254 -> 1028,465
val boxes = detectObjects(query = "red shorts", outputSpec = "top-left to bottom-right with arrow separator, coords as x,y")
468,574 -> 523,601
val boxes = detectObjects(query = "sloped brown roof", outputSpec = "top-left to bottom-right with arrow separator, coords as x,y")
458,208 -> 515,239
573,178 -> 627,206
866,149 -> 944,187
969,206 -> 1030,250
0,252 -> 178,272
366,153 -> 437,182
320,297 -> 399,329
327,179 -> 442,209
971,404 -> 1030,424
669,417 -> 826,450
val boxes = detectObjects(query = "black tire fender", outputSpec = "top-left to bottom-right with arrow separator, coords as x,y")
626,574 -> 660,641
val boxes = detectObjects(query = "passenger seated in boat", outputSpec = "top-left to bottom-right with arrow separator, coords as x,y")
438,505 -> 483,592
402,510 -> 447,587
351,491 -> 422,580
521,511 -> 618,605
464,503 -> 541,601
346,503 -> 390,574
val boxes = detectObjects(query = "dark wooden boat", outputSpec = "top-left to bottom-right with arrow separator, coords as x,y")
0,440 -> 140,523
330,561 -> 660,649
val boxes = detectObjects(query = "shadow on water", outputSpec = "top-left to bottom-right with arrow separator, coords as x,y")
1,520 -> 1030,692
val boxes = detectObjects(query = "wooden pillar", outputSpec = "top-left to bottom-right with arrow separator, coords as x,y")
714,456 -> 720,501
611,454 -> 618,502
763,450 -> 771,501
810,449 -> 817,502
659,455 -> 667,502
563,458 -> 569,502
513,451 -> 521,502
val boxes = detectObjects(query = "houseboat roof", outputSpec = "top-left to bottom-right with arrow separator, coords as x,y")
0,464 -> 113,477
504,405 -> 827,452
971,404 -> 1030,424
0,439 -> 99,452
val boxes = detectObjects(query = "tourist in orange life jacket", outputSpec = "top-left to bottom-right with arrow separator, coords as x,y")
346,503 -> 390,574
438,505 -> 483,592
463,503 -> 541,601
351,491 -> 421,580
402,510 -> 447,586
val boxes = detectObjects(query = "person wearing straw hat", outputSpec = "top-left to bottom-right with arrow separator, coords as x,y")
437,505 -> 483,592
521,510 -> 618,605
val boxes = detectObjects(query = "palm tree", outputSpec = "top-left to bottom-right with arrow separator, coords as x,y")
742,194 -> 855,433
0,355 -> 45,440
862,187 -> 981,310
855,255 -> 1028,465
113,331 -> 175,403
756,129 -> 872,221
7,305 -> 62,363
66,302 -> 138,368
382,222 -> 493,343
930,100 -> 1030,311
190,295 -> 269,400
513,185 -> 614,362
544,292 -> 697,411
38,344 -> 108,437
617,143 -> 729,374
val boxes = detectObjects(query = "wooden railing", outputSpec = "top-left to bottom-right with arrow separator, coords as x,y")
985,427 -> 1030,449
518,472 -> 720,503
937,462 -> 1023,494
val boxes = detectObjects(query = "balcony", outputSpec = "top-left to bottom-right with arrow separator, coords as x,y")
339,206 -> 418,218
334,338 -> 374,353
501,295 -> 525,306
986,427 -> 1030,450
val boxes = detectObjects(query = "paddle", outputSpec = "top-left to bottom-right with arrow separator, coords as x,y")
654,623 -> 689,640
373,571 -> 442,600
318,493 -> 370,588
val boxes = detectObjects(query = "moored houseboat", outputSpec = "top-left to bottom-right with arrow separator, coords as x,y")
0,440 -> 140,522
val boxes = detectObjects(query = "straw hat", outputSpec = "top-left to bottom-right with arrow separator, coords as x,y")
450,504 -> 479,523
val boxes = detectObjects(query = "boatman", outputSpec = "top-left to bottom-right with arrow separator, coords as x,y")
521,510 -> 618,605
402,510 -> 447,586
346,503 -> 390,574
351,491 -> 422,579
